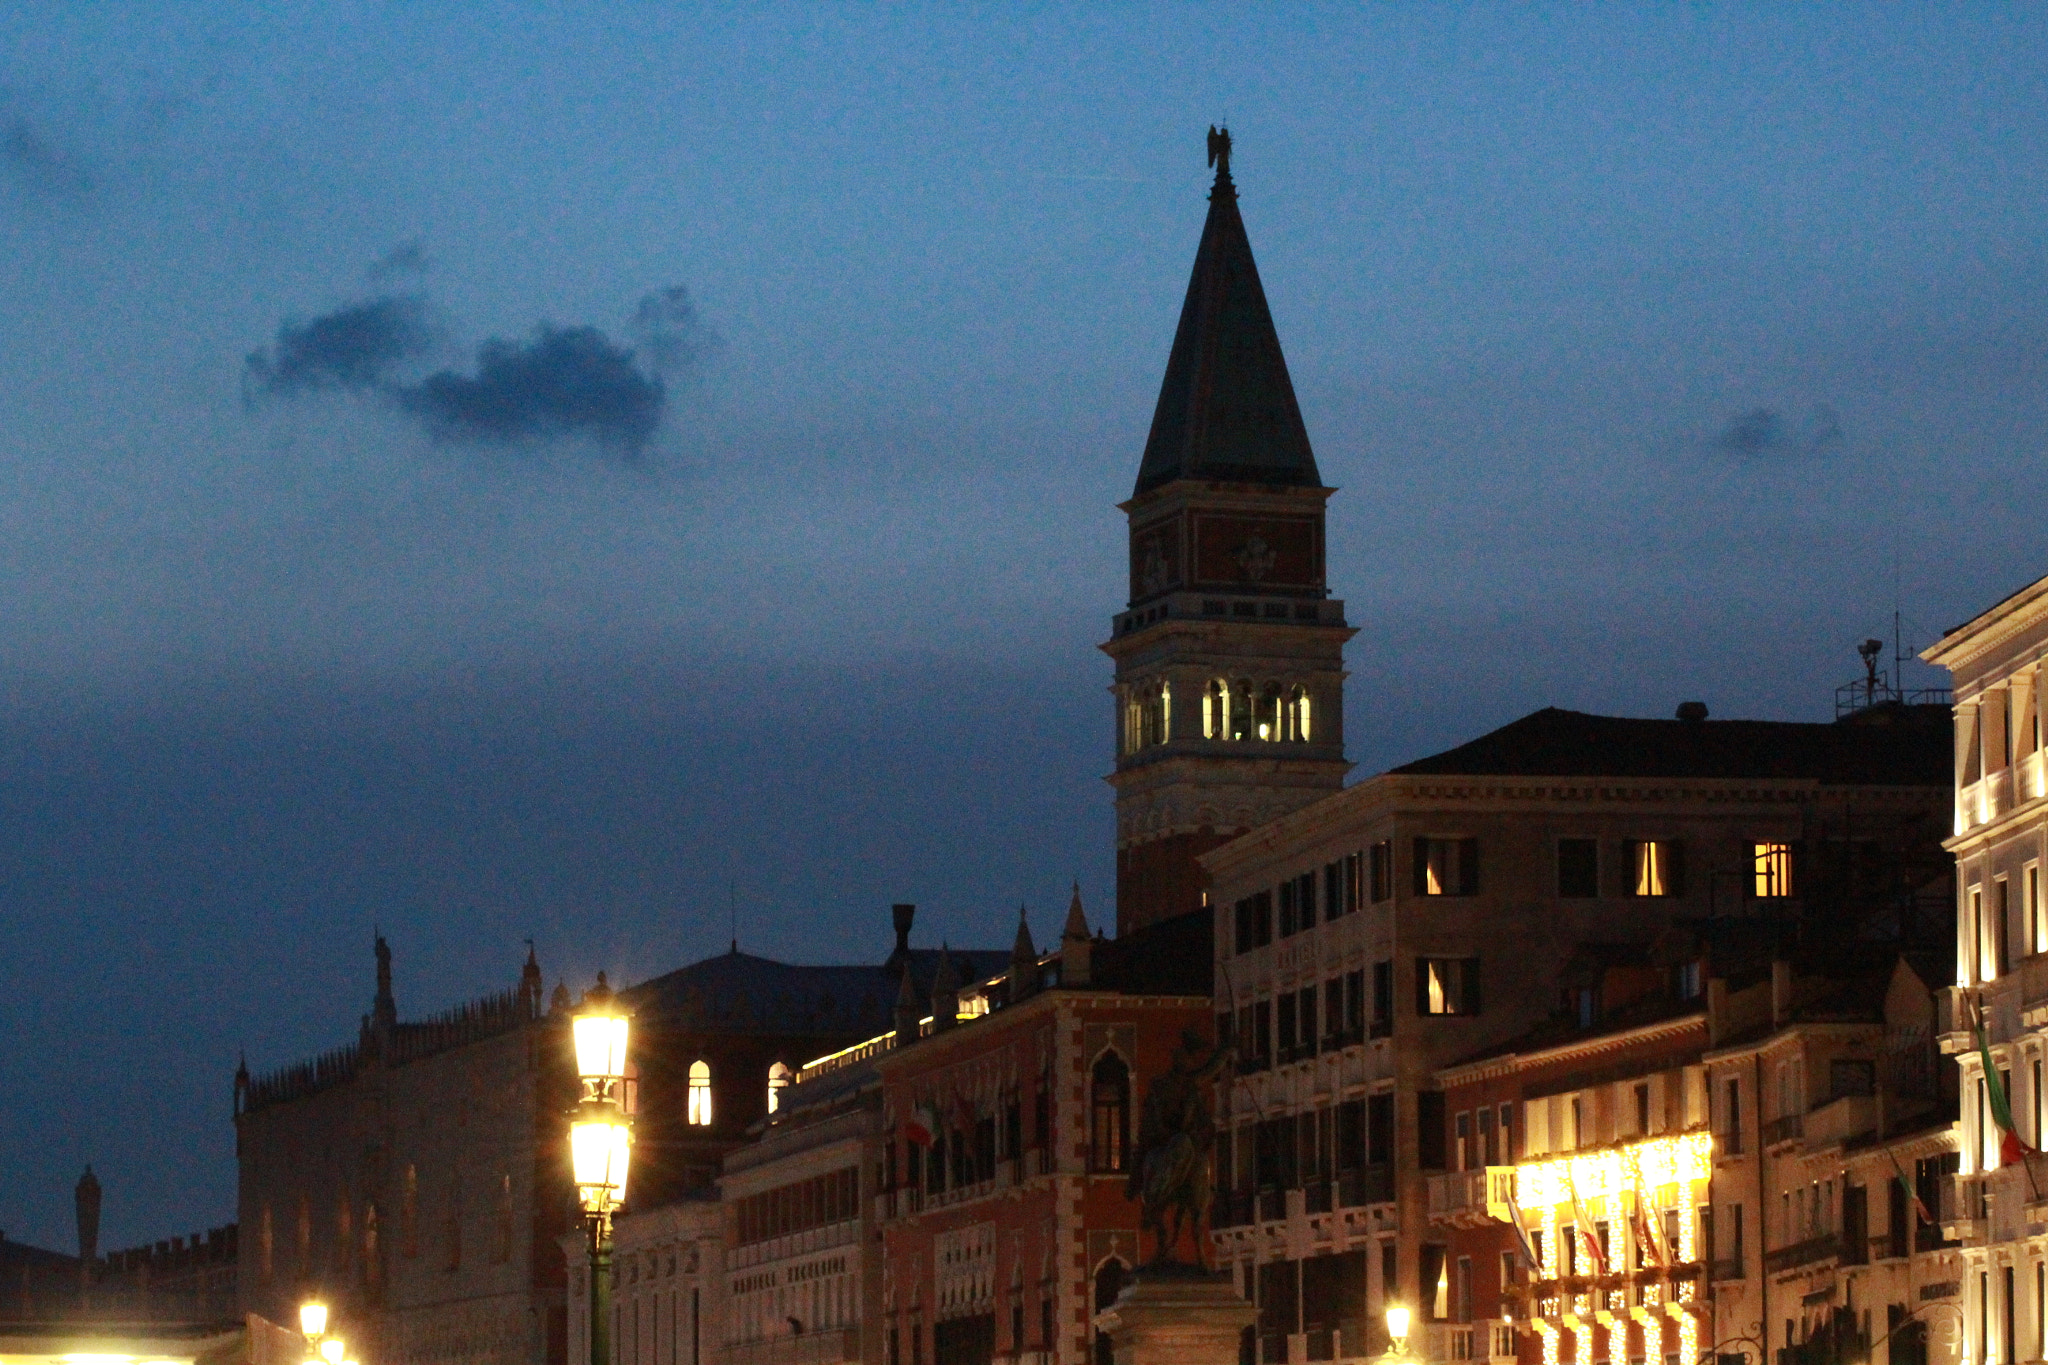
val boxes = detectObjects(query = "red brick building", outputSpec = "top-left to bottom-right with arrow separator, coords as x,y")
846,894 -> 1212,1365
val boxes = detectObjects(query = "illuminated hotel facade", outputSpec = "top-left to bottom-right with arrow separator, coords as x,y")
1926,569 -> 2048,1365
1430,946 -> 1960,1365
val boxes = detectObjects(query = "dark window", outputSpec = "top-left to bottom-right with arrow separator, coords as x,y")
1369,842 -> 1393,902
1298,986 -> 1317,1057
1335,1101 -> 1366,1172
1004,1100 -> 1021,1160
1830,1060 -> 1876,1100
1255,1001 -> 1272,1065
1478,1107 -> 1497,1165
1417,958 -> 1481,1016
1277,995 -> 1299,1056
1297,872 -> 1318,930
1418,1091 -> 1447,1170
1253,892 -> 1272,945
1368,1094 -> 1394,1166
1040,1300 -> 1053,1351
1090,1054 -> 1130,1173
1634,1083 -> 1651,1135
1324,978 -> 1345,1044
1557,839 -> 1599,898
1278,879 -> 1298,938
1235,898 -> 1254,954
1324,862 -> 1343,920
1413,838 -> 1479,896
1370,962 -> 1392,1034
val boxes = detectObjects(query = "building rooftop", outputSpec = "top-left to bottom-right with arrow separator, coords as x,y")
625,946 -> 1010,1037
1390,704 -> 1951,786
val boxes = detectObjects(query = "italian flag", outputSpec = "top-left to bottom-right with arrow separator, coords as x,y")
903,1104 -> 938,1147
1977,1004 -> 2037,1167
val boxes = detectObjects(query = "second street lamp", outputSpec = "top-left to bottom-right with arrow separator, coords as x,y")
570,973 -> 633,1365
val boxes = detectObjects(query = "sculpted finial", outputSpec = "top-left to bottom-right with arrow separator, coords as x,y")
1206,124 -> 1232,176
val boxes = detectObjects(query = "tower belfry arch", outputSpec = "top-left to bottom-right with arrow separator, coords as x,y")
1102,128 -> 1354,936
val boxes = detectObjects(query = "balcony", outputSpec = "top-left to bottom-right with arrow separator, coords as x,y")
1803,1096 -> 1878,1149
1714,1126 -> 1744,1157
1762,1113 -> 1805,1147
1427,1169 -> 1495,1228
1338,1164 -> 1393,1207
1764,1232 -> 1840,1274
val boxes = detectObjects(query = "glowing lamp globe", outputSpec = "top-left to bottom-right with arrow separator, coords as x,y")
1384,1306 -> 1410,1346
573,976 -> 630,1083
320,1340 -> 345,1364
571,1102 -> 632,1213
299,1303 -> 329,1340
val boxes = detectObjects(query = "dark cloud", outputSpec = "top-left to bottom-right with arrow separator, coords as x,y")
247,285 -> 711,459
243,296 -> 431,399
1,110 -> 89,197
630,285 -> 720,379
1711,403 -> 1844,458
397,325 -> 665,458
367,240 -> 429,282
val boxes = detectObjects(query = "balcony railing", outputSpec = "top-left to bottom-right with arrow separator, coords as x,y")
1338,1164 -> 1394,1207
1428,1169 -> 1493,1226
1304,1177 -> 1333,1214
1764,1232 -> 1840,1274
1762,1113 -> 1805,1146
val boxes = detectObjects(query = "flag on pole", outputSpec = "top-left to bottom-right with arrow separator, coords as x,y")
1976,998 -> 2037,1167
903,1103 -> 937,1147
1881,1142 -> 1937,1229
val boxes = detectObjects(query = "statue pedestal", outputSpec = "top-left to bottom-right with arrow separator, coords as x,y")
1098,1265 -> 1257,1365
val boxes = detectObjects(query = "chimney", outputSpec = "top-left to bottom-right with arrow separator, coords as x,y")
890,904 -> 916,964
1007,906 -> 1037,1003
1060,884 -> 1092,987
930,948 -> 960,1032
1771,960 -> 1793,1028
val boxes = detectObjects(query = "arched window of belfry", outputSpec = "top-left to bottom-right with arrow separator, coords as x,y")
1257,683 -> 1283,741
688,1060 -> 714,1126
1231,679 -> 1254,741
1159,679 -> 1171,744
1205,679 -> 1227,739
1285,685 -> 1312,742
768,1061 -> 793,1114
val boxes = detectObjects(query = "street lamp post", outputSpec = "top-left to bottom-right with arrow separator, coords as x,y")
1382,1305 -> 1414,1365
570,974 -> 633,1365
299,1300 -> 358,1365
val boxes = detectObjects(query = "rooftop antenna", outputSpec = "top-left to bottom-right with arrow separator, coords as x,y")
730,882 -> 738,955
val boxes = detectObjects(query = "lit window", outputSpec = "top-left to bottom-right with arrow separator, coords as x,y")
767,1061 -> 792,1114
1418,957 -> 1480,1016
1415,838 -> 1478,897
688,1060 -> 713,1126
1632,840 -> 1678,897
1752,843 -> 1793,898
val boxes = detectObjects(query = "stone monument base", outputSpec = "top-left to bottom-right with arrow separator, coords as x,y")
1097,1263 -> 1258,1365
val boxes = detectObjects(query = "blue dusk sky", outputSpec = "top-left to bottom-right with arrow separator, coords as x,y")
2,5 -> 2044,1248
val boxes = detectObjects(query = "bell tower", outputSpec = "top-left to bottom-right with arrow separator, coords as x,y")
1103,128 -> 1353,936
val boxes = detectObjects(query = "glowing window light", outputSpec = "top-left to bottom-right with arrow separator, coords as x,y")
1753,842 -> 1793,898
687,1060 -> 713,1126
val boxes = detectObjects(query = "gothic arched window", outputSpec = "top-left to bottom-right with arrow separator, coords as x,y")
768,1061 -> 794,1114
1089,1054 -> 1130,1173
688,1060 -> 714,1126
1231,678 -> 1254,741
1204,679 -> 1229,739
